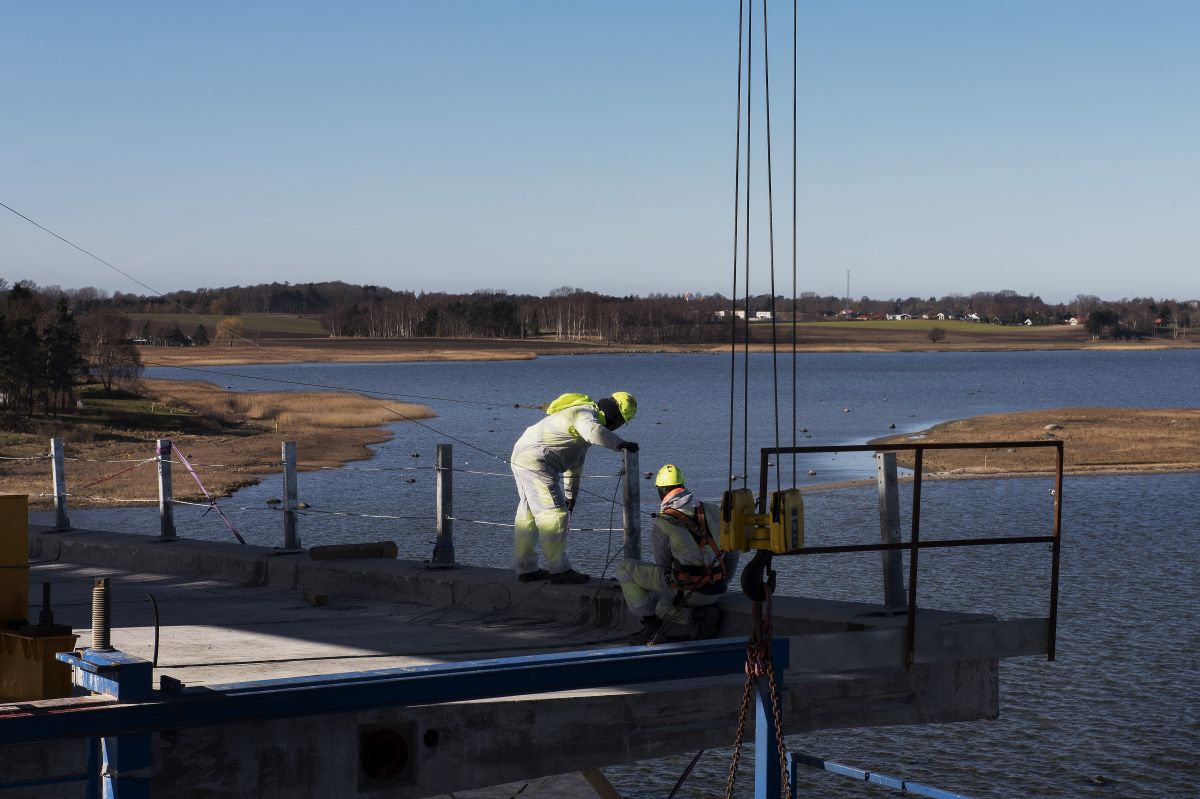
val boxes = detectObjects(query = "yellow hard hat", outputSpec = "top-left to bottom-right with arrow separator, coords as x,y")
611,391 -> 637,423
655,464 -> 685,488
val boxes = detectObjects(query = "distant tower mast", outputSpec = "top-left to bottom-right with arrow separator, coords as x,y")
845,268 -> 850,312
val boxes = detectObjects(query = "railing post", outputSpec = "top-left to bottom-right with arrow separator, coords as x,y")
875,452 -> 905,609
282,441 -> 300,550
432,443 -> 455,566
50,437 -> 70,531
622,447 -> 641,560
156,439 -> 176,541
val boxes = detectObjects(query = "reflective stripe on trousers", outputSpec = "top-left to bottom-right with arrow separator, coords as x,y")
512,449 -> 571,574
615,559 -> 718,625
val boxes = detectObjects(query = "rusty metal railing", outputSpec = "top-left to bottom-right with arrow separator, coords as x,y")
757,440 -> 1064,668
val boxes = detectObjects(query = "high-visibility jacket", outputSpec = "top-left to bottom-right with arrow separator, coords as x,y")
511,400 -> 626,502
652,488 -> 737,594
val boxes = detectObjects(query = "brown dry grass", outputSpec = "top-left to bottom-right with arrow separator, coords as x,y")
871,407 -> 1200,477
0,380 -> 434,509
144,381 -> 432,431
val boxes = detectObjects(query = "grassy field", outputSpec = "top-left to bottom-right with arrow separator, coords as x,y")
792,319 -> 1027,333
129,312 -> 327,336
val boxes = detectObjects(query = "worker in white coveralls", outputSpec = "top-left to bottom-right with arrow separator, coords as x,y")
617,464 -> 738,644
511,391 -> 638,585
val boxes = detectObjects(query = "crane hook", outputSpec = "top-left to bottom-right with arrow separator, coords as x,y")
740,549 -> 776,602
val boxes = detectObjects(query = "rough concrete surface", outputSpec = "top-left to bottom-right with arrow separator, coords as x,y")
1,527 -> 1029,798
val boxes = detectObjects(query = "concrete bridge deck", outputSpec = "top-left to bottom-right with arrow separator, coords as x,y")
0,526 -> 1048,797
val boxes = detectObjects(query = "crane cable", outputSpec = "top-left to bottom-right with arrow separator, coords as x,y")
723,2 -> 796,798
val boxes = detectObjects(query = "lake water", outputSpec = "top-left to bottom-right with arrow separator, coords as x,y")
37,349 -> 1200,797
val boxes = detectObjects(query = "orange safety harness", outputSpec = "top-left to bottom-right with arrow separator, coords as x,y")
659,492 -> 728,595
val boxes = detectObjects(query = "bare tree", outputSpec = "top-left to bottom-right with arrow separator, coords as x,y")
216,316 -> 245,346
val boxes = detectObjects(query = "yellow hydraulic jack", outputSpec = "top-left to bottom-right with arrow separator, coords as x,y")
719,487 -> 804,554
0,494 -> 77,701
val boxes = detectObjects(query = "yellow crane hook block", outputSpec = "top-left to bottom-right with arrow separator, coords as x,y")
720,488 -> 805,553
770,488 -> 804,552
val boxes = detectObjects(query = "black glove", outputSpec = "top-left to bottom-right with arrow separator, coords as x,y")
617,441 -> 639,453
566,496 -> 576,513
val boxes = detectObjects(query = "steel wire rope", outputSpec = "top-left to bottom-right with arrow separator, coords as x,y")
84,347 -> 648,517
0,202 -> 612,524
742,0 -> 754,492
791,0 -> 799,486
6,171 -> 651,531
762,0 -> 783,495
728,0 -> 745,494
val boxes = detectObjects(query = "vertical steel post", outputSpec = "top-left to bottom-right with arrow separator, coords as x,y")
905,448 -> 924,670
875,452 -> 905,609
101,733 -> 151,799
282,441 -> 300,550
622,447 -> 641,560
50,437 -> 70,531
1048,442 -> 1064,661
753,679 -> 782,799
156,439 -> 176,541
433,444 -> 455,565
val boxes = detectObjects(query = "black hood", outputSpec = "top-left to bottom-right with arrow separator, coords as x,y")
596,397 -> 624,430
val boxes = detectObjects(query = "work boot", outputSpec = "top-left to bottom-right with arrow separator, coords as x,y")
691,606 -> 722,640
517,569 -> 549,583
628,616 -> 663,645
549,569 -> 590,585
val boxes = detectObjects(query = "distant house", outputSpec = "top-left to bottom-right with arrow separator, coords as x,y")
713,310 -> 748,320
754,311 -> 773,320
1067,317 -> 1080,326
885,313 -> 912,320
964,313 -> 980,322
936,312 -> 947,321
920,313 -> 930,320
1024,319 -> 1034,326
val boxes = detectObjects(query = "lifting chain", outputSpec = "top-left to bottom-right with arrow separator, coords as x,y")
725,552 -> 793,799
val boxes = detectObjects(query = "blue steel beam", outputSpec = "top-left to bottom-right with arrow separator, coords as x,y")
0,638 -> 788,746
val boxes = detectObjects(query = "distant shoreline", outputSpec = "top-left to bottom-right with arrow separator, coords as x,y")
136,332 -> 1198,368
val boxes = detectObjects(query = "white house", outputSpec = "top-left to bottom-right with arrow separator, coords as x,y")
1024,319 -> 1034,326
754,311 -> 773,320
964,313 -> 980,322
1067,317 -> 1080,326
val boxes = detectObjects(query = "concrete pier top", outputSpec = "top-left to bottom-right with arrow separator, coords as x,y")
5,525 -> 1049,798
27,560 -> 629,688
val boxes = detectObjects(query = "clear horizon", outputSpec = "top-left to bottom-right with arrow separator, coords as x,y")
3,2 -> 1197,305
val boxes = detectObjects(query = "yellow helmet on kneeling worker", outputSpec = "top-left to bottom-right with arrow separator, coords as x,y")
655,463 -> 685,489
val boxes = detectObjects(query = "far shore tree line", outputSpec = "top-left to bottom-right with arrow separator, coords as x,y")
2,277 -> 1194,395
47,280 -> 1197,343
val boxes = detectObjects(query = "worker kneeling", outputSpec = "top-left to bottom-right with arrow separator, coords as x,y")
511,391 -> 638,585
618,464 -> 739,644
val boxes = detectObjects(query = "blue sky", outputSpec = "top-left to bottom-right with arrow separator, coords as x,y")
3,1 -> 1197,304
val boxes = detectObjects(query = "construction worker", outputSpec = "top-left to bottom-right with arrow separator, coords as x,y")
511,391 -> 638,584
617,464 -> 737,644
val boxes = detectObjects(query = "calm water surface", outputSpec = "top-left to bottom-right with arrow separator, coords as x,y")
38,350 -> 1200,797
